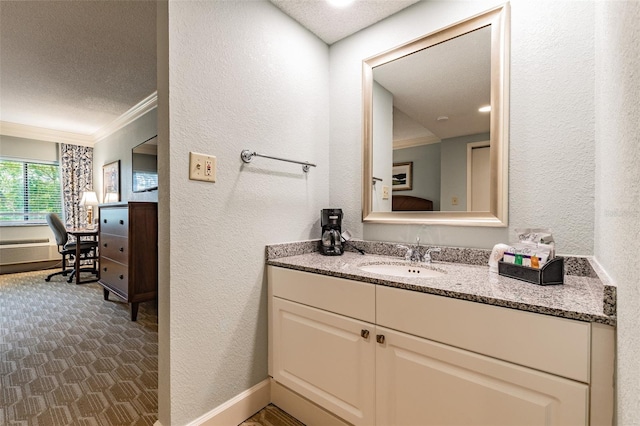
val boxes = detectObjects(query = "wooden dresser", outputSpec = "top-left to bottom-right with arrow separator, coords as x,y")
98,202 -> 157,321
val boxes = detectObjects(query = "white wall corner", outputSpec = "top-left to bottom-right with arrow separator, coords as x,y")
185,379 -> 271,426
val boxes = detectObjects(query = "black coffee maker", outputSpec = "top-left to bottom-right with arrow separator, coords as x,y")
320,209 -> 343,256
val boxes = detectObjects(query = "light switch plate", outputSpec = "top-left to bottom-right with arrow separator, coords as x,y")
382,185 -> 390,200
189,152 -> 216,182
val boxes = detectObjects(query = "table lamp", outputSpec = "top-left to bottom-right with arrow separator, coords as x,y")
80,191 -> 99,228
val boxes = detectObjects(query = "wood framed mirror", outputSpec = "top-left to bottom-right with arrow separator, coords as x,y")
362,4 -> 510,227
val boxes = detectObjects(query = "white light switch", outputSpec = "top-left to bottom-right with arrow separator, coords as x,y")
189,152 -> 216,182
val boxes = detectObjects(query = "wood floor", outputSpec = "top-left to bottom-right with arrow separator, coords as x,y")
239,404 -> 305,426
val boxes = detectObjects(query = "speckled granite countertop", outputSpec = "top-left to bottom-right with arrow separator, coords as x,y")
266,241 -> 616,326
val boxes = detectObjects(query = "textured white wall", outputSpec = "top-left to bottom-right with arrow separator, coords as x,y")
165,1 -> 329,424
594,2 -> 640,423
330,0 -> 596,254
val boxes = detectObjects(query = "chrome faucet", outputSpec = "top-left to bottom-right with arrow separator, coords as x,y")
409,237 -> 424,263
398,237 -> 441,264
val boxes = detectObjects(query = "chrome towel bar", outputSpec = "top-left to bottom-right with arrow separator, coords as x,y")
240,149 -> 317,173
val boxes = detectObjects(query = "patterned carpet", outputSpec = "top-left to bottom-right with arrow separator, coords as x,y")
0,270 -> 158,425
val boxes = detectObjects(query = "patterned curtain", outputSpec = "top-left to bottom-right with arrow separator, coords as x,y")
60,143 -> 93,229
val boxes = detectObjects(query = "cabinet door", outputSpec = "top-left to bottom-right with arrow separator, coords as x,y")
376,326 -> 588,426
272,297 -> 375,426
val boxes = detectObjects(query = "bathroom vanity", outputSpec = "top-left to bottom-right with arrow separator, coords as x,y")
267,245 -> 615,426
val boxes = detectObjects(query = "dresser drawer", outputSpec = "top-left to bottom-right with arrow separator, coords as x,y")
99,258 -> 128,297
100,207 -> 128,237
100,234 -> 128,264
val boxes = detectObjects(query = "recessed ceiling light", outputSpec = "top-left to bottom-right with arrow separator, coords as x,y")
436,116 -> 449,122
478,105 -> 491,112
327,0 -> 354,8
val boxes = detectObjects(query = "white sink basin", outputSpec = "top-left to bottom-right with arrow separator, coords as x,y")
359,264 -> 445,279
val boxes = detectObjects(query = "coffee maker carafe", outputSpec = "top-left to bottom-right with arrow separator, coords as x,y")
321,209 -> 343,256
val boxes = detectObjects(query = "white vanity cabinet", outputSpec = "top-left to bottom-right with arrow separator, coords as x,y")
268,266 -> 614,426
376,326 -> 587,425
269,266 -> 376,426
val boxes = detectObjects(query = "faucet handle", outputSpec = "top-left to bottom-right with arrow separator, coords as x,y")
396,245 -> 412,260
424,247 -> 441,263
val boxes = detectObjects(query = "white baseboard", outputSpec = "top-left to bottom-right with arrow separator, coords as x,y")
155,378 -> 346,426
270,380 -> 349,426
186,379 -> 271,426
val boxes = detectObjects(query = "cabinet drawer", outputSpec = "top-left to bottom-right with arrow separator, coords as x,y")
100,207 -> 128,237
268,266 -> 375,323
99,258 -> 128,297
376,285 -> 591,383
100,234 -> 128,264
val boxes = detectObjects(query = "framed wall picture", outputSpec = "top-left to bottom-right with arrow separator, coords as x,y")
103,160 -> 121,202
392,162 -> 413,191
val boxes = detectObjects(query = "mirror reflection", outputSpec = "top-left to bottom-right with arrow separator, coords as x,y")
132,135 -> 158,193
372,26 -> 491,213
362,4 -> 509,227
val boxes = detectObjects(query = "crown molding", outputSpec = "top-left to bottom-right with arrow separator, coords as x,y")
0,92 -> 157,146
393,135 -> 441,150
0,121 -> 94,146
93,91 -> 157,143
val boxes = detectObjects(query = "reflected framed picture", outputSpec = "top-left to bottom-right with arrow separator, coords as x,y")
103,160 -> 121,203
392,162 -> 413,191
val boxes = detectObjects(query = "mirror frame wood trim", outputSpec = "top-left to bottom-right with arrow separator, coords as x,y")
362,3 -> 510,227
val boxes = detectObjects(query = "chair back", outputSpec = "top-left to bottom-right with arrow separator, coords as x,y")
46,213 -> 69,246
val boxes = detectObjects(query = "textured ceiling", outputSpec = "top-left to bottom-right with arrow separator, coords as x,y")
0,1 -> 157,135
374,26 -> 492,140
0,0 -> 417,137
269,0 -> 421,44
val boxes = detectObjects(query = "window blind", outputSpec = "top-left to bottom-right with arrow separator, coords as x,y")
0,159 -> 62,223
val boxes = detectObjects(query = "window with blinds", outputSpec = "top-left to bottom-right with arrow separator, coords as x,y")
0,159 -> 62,224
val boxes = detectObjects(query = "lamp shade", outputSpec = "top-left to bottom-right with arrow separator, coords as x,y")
80,191 -> 99,207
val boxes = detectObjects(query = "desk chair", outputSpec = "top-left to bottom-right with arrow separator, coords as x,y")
45,213 -> 98,282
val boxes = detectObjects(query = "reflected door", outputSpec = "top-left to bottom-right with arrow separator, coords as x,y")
468,143 -> 490,211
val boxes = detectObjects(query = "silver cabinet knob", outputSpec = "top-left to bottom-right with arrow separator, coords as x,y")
376,334 -> 385,344
361,329 -> 370,339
